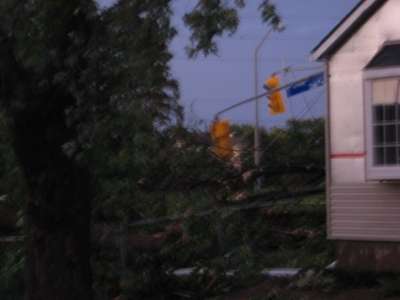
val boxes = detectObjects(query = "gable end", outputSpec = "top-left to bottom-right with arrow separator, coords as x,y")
312,0 -> 387,61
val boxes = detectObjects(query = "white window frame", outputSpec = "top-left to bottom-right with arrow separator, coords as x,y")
364,67 -> 400,180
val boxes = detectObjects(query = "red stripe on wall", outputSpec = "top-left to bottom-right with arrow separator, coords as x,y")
330,153 -> 366,159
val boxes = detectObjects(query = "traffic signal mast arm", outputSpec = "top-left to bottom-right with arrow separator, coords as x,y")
214,71 -> 323,119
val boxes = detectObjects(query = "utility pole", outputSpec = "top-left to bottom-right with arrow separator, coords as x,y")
254,28 -> 273,183
215,71 -> 323,119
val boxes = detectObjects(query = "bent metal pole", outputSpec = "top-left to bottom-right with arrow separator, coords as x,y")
254,28 -> 274,172
214,71 -> 323,119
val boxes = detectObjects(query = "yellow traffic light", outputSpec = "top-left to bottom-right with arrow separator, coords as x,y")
210,119 -> 233,160
265,74 -> 286,115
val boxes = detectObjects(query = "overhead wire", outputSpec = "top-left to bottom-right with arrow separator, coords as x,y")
174,35 -> 322,42
182,66 -> 326,157
254,86 -> 326,201
280,61 -> 295,118
259,88 -> 325,156
173,56 -> 308,63
288,67 -> 315,118
206,84 -> 325,156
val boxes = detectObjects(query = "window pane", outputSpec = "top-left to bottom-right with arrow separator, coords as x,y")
385,124 -> 396,144
386,147 -> 397,165
373,80 -> 385,103
373,78 -> 398,104
385,105 -> 396,121
374,147 -> 384,166
374,105 -> 384,123
397,124 -> 400,142
398,148 -> 400,164
374,125 -> 384,145
371,79 -> 400,168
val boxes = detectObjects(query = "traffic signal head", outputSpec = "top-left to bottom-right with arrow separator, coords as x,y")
210,119 -> 233,160
265,74 -> 286,115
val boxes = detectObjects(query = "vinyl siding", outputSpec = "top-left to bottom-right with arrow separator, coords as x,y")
327,0 -> 400,241
330,183 -> 400,241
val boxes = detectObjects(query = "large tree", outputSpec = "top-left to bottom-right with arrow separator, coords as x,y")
0,0 -> 280,299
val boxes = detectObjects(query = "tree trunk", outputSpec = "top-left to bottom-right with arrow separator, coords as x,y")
0,21 -> 93,297
10,92 -> 93,300
23,162 -> 92,300
0,205 -> 17,233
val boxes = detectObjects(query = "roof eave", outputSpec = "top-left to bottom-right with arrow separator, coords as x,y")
311,0 -> 387,62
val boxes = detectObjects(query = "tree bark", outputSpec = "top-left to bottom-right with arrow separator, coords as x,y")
0,205 -> 17,233
10,91 -> 93,300
0,18 -> 94,299
23,163 -> 92,300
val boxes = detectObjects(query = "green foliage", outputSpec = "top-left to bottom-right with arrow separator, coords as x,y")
262,118 -> 325,175
259,0 -> 284,30
293,270 -> 336,292
381,275 -> 400,297
0,245 -> 24,300
184,0 -> 242,57
0,113 -> 25,209
232,118 -> 325,191
184,0 -> 283,57
0,0 -> 287,298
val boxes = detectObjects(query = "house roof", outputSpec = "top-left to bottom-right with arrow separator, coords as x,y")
366,42 -> 400,69
311,0 -> 388,61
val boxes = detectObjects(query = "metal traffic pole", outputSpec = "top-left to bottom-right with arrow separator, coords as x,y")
215,72 -> 323,119
254,28 -> 274,177
253,23 -> 285,189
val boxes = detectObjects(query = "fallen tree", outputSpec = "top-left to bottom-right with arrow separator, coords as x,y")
0,204 -> 17,233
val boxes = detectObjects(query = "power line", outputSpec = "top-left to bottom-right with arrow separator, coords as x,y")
239,15 -> 342,20
173,56 -> 309,63
174,34 -> 383,43
123,188 -> 324,228
196,86 -> 324,156
232,89 -> 324,155
174,35 -> 321,42
288,67 -> 315,118
259,89 -> 325,156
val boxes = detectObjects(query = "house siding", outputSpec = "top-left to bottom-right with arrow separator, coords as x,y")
330,184 -> 400,241
328,0 -> 400,241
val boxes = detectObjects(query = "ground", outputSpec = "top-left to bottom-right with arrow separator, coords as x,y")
223,278 -> 400,300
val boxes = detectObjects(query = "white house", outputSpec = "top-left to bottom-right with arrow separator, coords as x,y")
312,0 -> 400,271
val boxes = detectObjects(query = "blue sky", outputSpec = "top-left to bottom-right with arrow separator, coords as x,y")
98,0 -> 359,128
